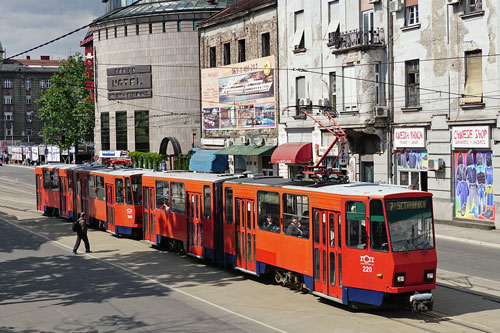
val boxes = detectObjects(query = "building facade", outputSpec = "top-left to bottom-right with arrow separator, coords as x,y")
0,43 -> 62,146
198,0 -> 278,175
91,0 -> 236,157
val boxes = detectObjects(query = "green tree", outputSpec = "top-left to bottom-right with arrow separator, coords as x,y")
36,53 -> 94,151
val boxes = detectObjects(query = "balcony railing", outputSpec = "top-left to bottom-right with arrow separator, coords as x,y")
328,28 -> 385,53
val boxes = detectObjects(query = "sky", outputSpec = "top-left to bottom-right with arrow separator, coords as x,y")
0,0 -> 104,61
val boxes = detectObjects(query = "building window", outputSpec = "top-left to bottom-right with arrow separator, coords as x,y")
462,50 -> 483,104
26,112 -> 33,122
343,66 -> 357,111
106,28 -> 109,39
124,25 -> 128,36
177,21 -> 181,32
114,26 -> 117,38
3,80 -> 12,89
46,80 -> 51,88
136,24 -> 140,35
25,79 -> 31,91
465,0 -> 482,14
293,10 -> 305,51
405,5 -> 419,26
101,112 -> 110,151
4,112 -> 13,121
405,59 -> 420,107
223,43 -> 231,65
329,72 -> 336,110
26,95 -> 32,105
6,127 -> 12,136
209,46 -> 216,68
162,21 -> 166,33
362,10 -> 374,44
40,80 -> 47,89
116,111 -> 128,150
149,23 -> 153,34
238,39 -> 246,63
134,110 -> 149,152
375,63 -> 384,105
98,30 -> 101,41
295,76 -> 305,116
193,21 -> 198,31
261,32 -> 270,57
3,95 -> 12,105
27,128 -> 32,136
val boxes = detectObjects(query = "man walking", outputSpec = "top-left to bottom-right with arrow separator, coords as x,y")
73,212 -> 91,254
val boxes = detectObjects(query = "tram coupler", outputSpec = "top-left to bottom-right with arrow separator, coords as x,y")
409,292 -> 433,312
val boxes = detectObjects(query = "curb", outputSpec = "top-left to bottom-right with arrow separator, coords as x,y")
435,234 -> 500,249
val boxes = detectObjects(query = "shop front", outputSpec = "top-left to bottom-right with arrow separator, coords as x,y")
394,127 -> 428,191
452,126 -> 494,223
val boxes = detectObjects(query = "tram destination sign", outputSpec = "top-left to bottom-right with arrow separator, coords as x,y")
107,65 -> 152,100
386,198 -> 429,211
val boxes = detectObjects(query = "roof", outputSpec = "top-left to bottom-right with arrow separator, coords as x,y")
142,170 -> 241,183
214,144 -> 276,156
202,0 -> 275,25
2,59 -> 63,67
96,0 -> 237,22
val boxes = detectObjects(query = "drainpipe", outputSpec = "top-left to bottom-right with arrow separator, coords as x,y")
386,0 -> 394,184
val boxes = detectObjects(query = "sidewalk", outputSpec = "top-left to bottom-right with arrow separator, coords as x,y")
435,223 -> 500,249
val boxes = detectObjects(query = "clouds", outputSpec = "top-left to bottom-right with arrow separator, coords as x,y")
0,0 -> 103,60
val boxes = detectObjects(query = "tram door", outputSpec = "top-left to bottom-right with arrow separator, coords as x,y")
59,176 -> 67,217
106,184 -> 115,233
313,209 -> 342,299
187,192 -> 203,257
143,187 -> 155,243
36,174 -> 43,211
235,198 -> 256,272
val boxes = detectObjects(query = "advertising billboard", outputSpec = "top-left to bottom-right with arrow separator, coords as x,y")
201,56 -> 276,131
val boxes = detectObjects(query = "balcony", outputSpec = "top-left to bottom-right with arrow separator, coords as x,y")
328,28 -> 385,54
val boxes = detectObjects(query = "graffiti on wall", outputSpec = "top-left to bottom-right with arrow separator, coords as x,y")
455,151 -> 494,221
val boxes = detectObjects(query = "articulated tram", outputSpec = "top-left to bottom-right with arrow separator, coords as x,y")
35,164 -> 436,311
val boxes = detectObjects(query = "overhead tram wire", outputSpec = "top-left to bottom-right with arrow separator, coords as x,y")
1,0 -> 143,62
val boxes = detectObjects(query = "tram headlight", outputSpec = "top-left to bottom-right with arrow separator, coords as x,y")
424,269 -> 435,282
394,272 -> 406,285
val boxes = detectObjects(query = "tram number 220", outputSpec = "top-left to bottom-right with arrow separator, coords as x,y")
362,266 -> 373,273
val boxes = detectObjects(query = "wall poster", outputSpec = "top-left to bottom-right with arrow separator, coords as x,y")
396,150 -> 428,170
454,151 -> 494,221
201,56 -> 276,130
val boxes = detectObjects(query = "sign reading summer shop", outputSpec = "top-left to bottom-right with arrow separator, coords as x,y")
107,65 -> 152,100
201,56 -> 276,130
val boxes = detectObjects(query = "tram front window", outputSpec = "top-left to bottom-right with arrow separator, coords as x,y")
385,197 -> 434,252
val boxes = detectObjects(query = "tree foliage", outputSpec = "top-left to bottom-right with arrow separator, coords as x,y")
36,53 -> 94,151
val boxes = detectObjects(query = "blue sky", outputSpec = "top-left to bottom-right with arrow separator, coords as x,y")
0,0 -> 103,60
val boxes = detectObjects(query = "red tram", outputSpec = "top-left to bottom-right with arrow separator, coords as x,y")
35,166 -> 436,311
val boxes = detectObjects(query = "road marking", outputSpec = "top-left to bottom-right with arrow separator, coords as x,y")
435,234 -> 500,250
0,217 -> 287,333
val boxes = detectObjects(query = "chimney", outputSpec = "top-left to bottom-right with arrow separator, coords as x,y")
41,56 -> 50,60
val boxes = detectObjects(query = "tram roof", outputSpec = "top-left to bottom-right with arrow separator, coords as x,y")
142,170 -> 241,183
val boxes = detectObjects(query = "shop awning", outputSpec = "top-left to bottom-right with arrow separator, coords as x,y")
271,142 -> 312,164
189,149 -> 228,173
214,144 -> 276,156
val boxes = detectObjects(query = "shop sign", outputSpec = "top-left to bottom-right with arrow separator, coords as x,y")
394,128 -> 425,148
452,126 -> 490,148
84,46 -> 94,102
99,150 -> 128,158
107,65 -> 152,100
201,138 -> 225,146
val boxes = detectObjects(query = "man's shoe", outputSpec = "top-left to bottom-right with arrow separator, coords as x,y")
72,250 -> 77,255
86,250 -> 92,253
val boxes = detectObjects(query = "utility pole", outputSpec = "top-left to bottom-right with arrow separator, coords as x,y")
387,0 -> 394,184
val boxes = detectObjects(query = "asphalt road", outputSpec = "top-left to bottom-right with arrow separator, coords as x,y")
1,165 -> 500,332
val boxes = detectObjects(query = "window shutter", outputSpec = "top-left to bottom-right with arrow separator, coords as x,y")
462,52 -> 483,104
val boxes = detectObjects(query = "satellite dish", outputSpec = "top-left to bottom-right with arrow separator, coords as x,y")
251,134 -> 265,147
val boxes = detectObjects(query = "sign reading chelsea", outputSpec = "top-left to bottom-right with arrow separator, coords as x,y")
107,65 -> 152,100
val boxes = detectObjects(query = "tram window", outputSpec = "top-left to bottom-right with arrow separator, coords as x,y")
43,170 -> 51,189
314,248 -> 320,281
68,173 -> 72,194
314,211 -> 320,244
115,178 -> 124,204
283,193 -> 309,238
156,181 -> 169,210
257,191 -> 280,233
125,177 -> 133,205
96,176 -> 105,201
338,214 -> 341,249
52,170 -> 59,191
235,200 -> 240,227
345,201 -> 366,249
330,252 -> 335,286
329,213 -> 335,248
76,173 -> 80,195
370,200 -> 389,252
88,175 -> 96,199
225,187 -> 233,224
132,177 -> 142,205
203,185 -> 211,219
171,182 -> 185,214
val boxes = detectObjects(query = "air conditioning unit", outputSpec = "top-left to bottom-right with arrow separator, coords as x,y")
373,106 -> 388,118
390,0 -> 404,12
428,158 -> 445,171
299,97 -> 312,106
368,0 -> 380,4
447,0 -> 460,4
318,98 -> 330,107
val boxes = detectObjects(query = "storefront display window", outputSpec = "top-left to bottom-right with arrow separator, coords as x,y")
396,150 -> 428,191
